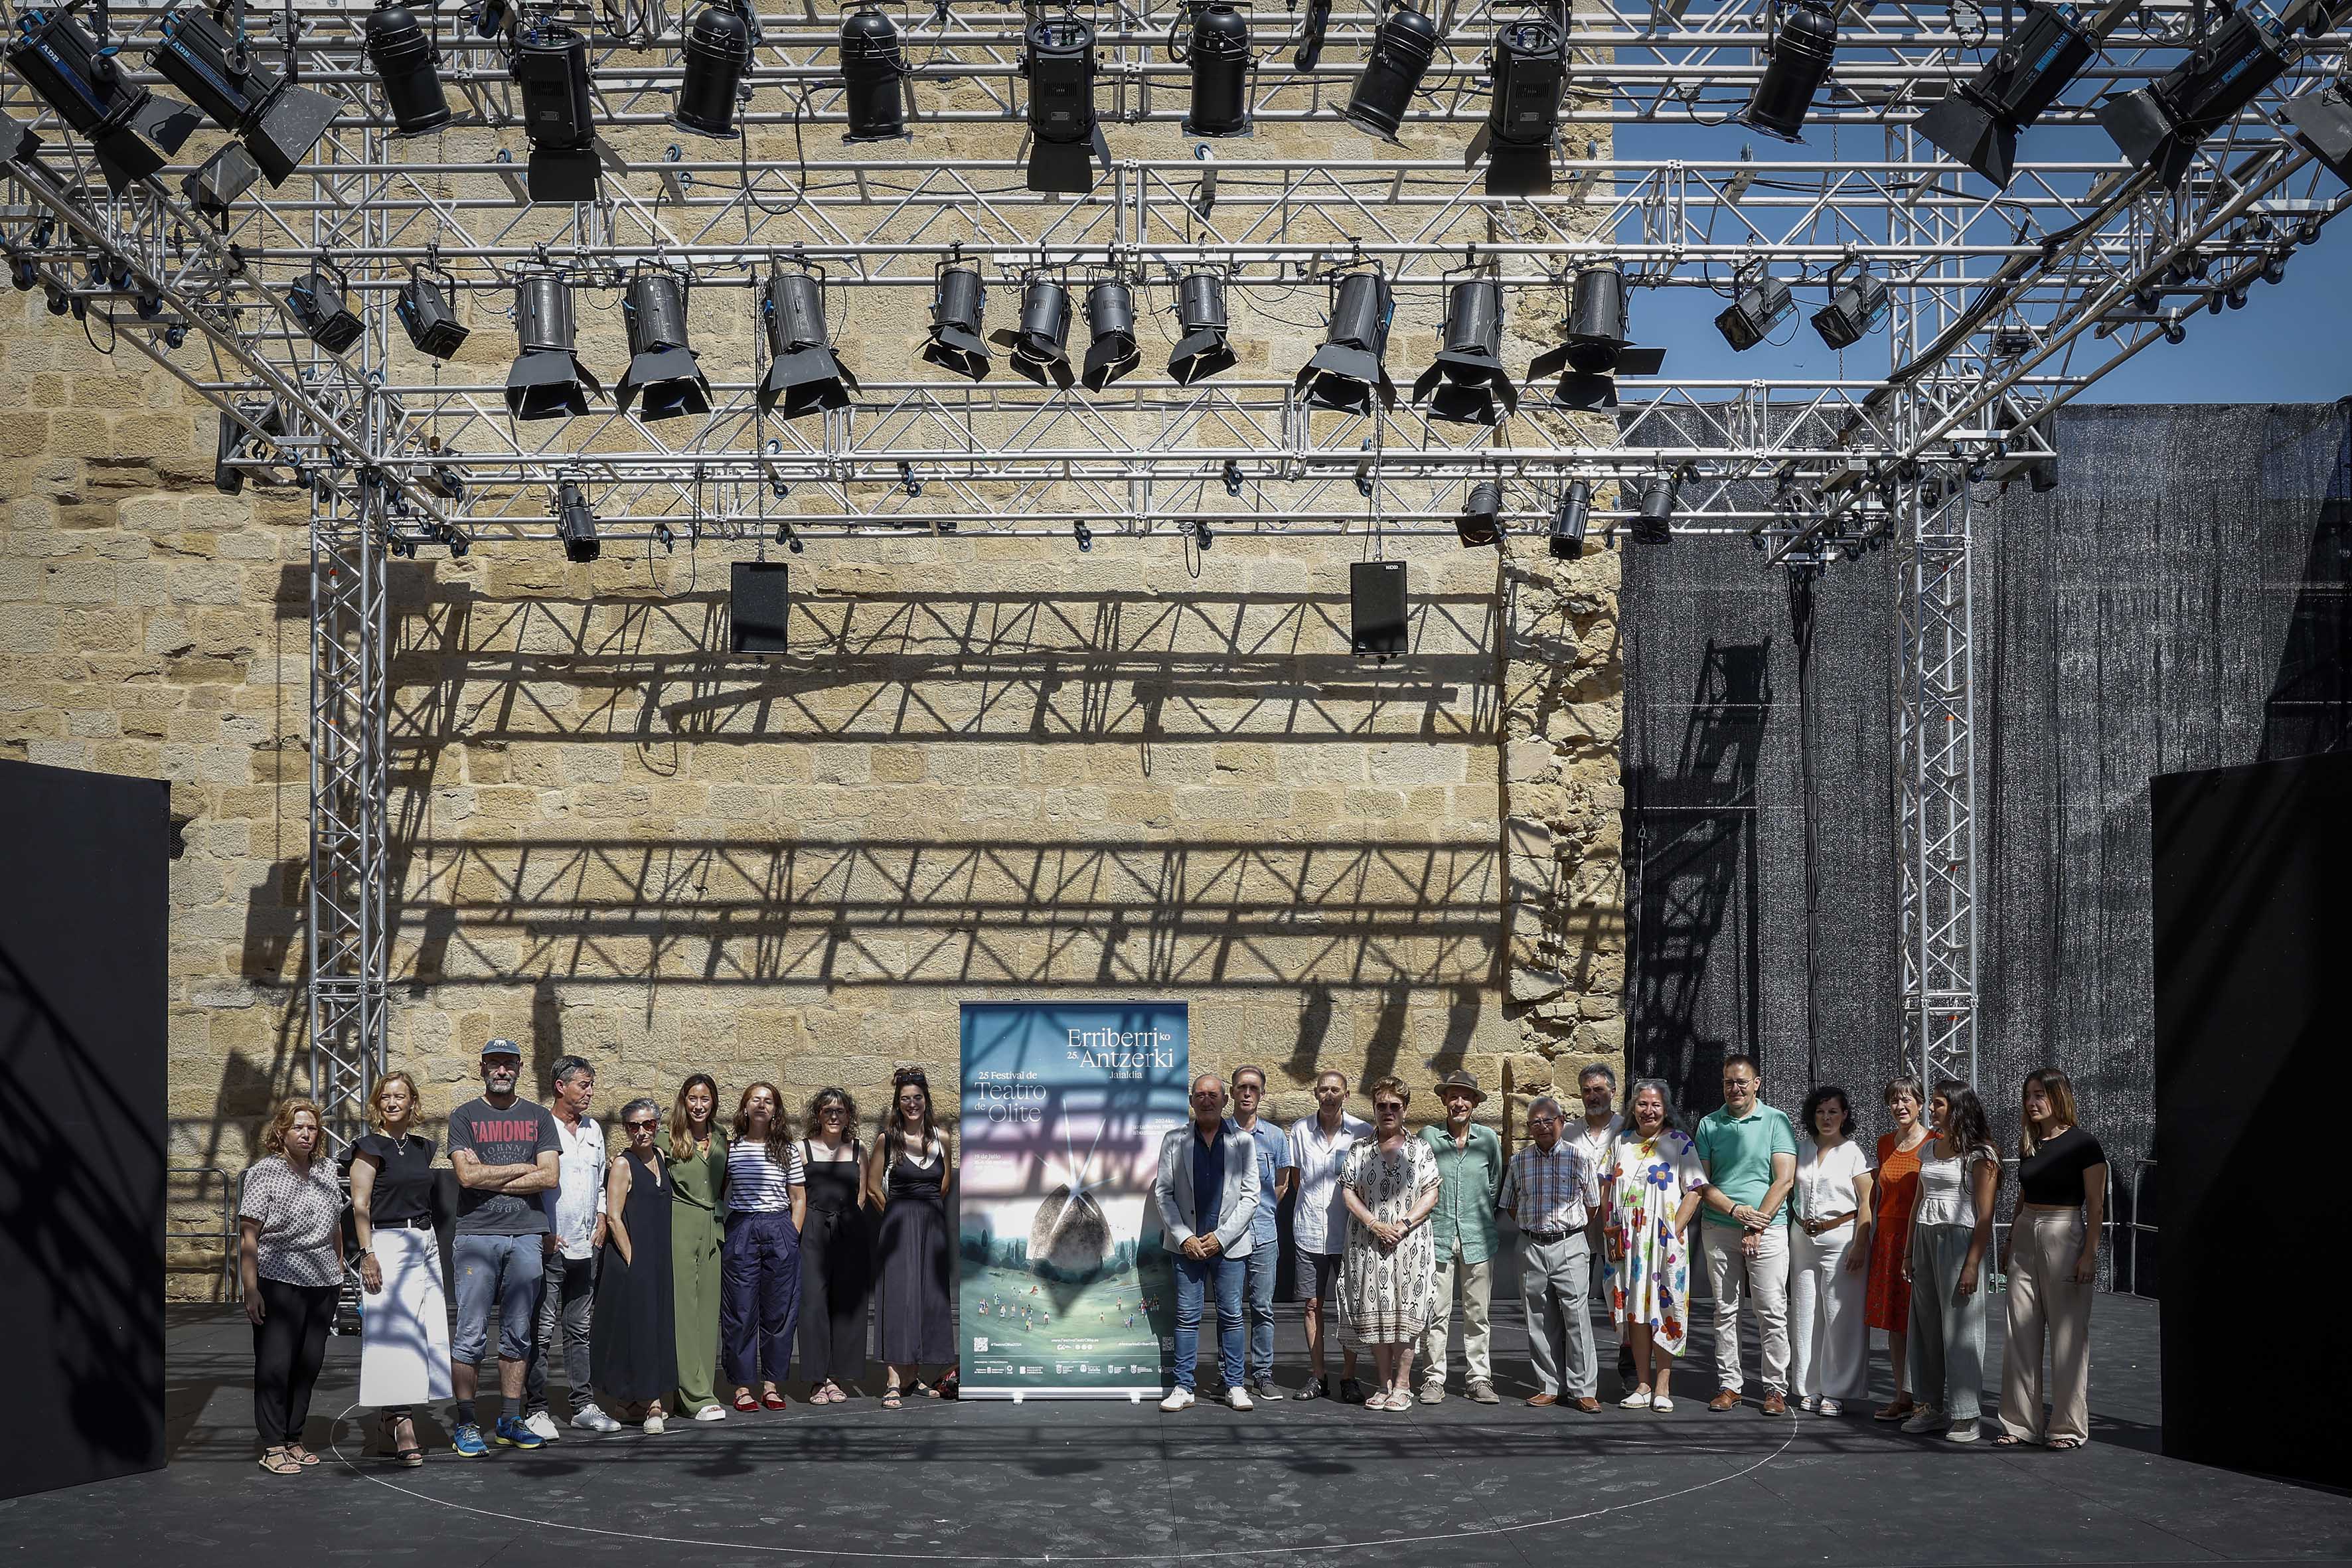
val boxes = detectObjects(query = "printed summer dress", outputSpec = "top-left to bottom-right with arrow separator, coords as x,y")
1600,1129 -> 1709,1356
1339,1136 -> 1440,1346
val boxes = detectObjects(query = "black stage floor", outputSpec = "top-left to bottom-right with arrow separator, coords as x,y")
1,1292 -> 2344,1567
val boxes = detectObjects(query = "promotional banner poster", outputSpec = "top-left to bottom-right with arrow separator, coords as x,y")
957,1001 -> 1190,1398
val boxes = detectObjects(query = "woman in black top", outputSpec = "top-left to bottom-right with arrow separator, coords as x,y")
1997,1067 -> 2108,1449
594,1099 -> 680,1432
798,1087 -> 870,1403
865,1068 -> 957,1407
349,1071 -> 451,1466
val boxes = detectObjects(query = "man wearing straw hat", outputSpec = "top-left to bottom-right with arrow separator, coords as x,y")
1416,1070 -> 1505,1405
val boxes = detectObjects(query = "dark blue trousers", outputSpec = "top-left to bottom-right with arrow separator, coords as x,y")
722,1210 -> 802,1387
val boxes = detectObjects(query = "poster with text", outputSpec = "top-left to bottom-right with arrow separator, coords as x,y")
957,1000 -> 1190,1399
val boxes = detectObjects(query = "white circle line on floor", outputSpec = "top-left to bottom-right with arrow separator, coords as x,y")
328,1402 -> 1802,1564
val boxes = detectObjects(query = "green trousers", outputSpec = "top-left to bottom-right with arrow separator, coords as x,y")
672,1206 -> 724,1413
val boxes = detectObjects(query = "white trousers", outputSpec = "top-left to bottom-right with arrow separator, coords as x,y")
1788,1223 -> 1869,1401
360,1224 -> 454,1407
1700,1221 -> 1791,1395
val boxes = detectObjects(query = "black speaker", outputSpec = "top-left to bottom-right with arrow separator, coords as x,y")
1349,559 -> 1408,659
730,561 -> 790,654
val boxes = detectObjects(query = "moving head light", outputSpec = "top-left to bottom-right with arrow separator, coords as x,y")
8,5 -> 198,191
149,0 -> 340,185
1915,1 -> 2096,188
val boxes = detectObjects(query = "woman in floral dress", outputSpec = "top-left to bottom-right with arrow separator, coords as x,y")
1340,1075 -> 1442,1410
1601,1079 -> 1709,1413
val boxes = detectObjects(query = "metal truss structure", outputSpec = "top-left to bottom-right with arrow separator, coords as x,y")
7,0 -> 2351,1105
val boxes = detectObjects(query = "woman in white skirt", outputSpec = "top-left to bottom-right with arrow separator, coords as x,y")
1788,1085 -> 1874,1414
349,1071 -> 452,1465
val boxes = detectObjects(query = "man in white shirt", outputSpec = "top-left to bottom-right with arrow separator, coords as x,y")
1285,1069 -> 1370,1401
1571,1064 -> 1634,1393
525,1055 -> 617,1437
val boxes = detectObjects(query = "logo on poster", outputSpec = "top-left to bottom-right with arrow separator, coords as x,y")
1067,1026 -> 1178,1077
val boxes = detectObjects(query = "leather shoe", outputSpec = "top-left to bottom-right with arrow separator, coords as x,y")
1571,1396 -> 1602,1413
1525,1391 -> 1559,1407
1707,1389 -> 1743,1412
1761,1391 -> 1786,1416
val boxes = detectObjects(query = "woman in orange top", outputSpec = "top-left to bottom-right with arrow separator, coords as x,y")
1866,1076 -> 1931,1422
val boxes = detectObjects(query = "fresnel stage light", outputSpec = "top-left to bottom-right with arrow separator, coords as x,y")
506,271 -> 604,420
920,263 -> 992,380
7,3 -> 198,191
757,267 -> 860,418
1411,277 -> 1519,426
1166,269 -> 1239,384
1915,1 -> 2096,187
148,0 -> 340,185
1294,268 -> 1397,414
616,268 -> 712,422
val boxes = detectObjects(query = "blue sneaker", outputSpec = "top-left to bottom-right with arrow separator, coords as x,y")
493,1415 -> 544,1450
450,1423 -> 489,1457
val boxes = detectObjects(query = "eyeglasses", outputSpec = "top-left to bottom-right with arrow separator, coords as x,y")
1373,1101 -> 1405,1113
1528,1114 -> 1561,1126
625,1119 -> 658,1131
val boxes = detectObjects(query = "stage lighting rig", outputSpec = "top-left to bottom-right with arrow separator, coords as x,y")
921,263 -> 992,380
1464,9 -> 1565,195
1294,267 -> 1397,414
365,1 -> 449,135
1634,469 -> 1678,541
757,266 -> 860,418
514,17 -> 601,202
1346,2 -> 1440,140
1548,480 -> 1591,560
556,480 -> 599,562
506,270 -> 604,420
616,268 -> 711,421
841,3 -> 911,140
148,0 -> 339,185
1021,9 -> 1112,193
1715,260 -> 1794,351
1456,480 -> 1502,546
7,4 -> 198,191
396,261 -> 469,359
1811,258 -> 1887,349
1177,0 -> 1252,135
674,0 -> 754,137
213,400 -> 287,495
1737,0 -> 1836,142
1915,1 -> 2096,188
2097,7 -> 2286,190
1529,261 -> 1664,408
992,276 -> 1078,390
2282,76 -> 2352,185
1410,275 -> 1518,426
1081,280 -> 1141,391
287,260 -> 364,353
1166,269 -> 1239,384
180,142 -> 260,222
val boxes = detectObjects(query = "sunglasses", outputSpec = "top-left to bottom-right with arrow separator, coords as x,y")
1373,1101 -> 1405,1113
625,1119 -> 659,1131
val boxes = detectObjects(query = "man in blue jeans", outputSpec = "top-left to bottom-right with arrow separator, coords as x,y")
447,1038 -> 562,1456
1151,1073 -> 1260,1413
1225,1065 -> 1293,1401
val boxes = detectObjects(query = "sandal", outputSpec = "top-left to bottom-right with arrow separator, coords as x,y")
882,1386 -> 903,1409
2051,1438 -> 2083,1450
257,1447 -> 303,1476
381,1415 -> 424,1468
286,1446 -> 319,1467
732,1391 -> 759,1412
1993,1435 -> 2027,1447
912,1380 -> 939,1399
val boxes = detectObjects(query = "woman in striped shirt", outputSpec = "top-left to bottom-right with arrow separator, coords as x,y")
722,1083 -> 808,1411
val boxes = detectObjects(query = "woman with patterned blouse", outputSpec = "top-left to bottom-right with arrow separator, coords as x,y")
238,1097 -> 345,1476
1339,1076 -> 1441,1410
1600,1079 -> 1709,1413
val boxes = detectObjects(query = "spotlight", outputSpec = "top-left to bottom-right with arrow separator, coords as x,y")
1714,260 -> 1794,352
180,143 -> 262,222
1410,277 -> 1518,426
617,269 -> 712,422
1529,261 -> 1665,408
365,1 -> 450,136
2096,9 -> 2286,190
1634,471 -> 1676,541
757,267 -> 860,418
1466,11 -> 1565,195
1180,0 -> 1252,137
7,5 -> 198,191
147,1 -> 339,185
841,3 -> 909,141
1456,480 -> 1502,547
213,400 -> 285,495
1081,280 -> 1140,391
1737,0 -> 1837,143
1548,479 -> 1590,560
514,19 -> 601,201
1915,1 -> 2096,187
674,1 -> 753,137
1811,259 -> 1887,349
1166,269 -> 1238,384
920,264 -> 992,380
2283,78 -> 2352,186
505,271 -> 604,420
287,262 -> 364,353
1345,4 -> 1440,141
396,263 -> 469,359
1294,269 -> 1397,414
992,277 -> 1077,390
1222,458 -> 1244,496
1072,518 -> 1093,551
1022,12 -> 1112,193
556,480 -> 599,562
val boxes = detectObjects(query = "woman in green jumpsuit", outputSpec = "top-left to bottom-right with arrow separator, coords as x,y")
668,1073 -> 728,1419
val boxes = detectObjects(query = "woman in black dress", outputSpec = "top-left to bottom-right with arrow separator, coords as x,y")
593,1098 -> 679,1433
864,1067 -> 957,1407
798,1086 -> 870,1403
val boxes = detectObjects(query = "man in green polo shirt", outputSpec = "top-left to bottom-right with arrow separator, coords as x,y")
1693,1053 -> 1797,1415
1415,1070 -> 1504,1404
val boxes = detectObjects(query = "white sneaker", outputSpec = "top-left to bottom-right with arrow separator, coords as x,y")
1818,1399 -> 1842,1417
1946,1419 -> 1980,1443
1160,1387 -> 1196,1412
692,1404 -> 729,1421
642,1413 -> 666,1435
1225,1385 -> 1253,1411
522,1411 -> 562,1443
1901,1406 -> 1946,1434
572,1403 -> 621,1433
1619,1388 -> 1654,1409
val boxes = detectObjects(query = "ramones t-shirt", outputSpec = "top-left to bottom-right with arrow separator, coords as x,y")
447,1095 -> 560,1235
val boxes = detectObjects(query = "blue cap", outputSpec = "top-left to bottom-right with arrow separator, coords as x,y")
481,1038 -> 522,1059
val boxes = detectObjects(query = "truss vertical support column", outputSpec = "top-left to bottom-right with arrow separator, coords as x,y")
1897,479 -> 1978,1089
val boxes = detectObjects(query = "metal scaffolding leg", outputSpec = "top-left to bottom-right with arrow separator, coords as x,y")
1897,483 -> 1978,1089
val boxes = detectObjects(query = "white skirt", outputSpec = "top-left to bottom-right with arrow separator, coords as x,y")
360,1225 -> 453,1406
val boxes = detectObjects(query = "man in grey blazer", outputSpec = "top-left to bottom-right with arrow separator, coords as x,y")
1154,1072 -> 1261,1411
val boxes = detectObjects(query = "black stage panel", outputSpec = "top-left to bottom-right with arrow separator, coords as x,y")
0,758 -> 169,1498
2151,748 -> 2340,1486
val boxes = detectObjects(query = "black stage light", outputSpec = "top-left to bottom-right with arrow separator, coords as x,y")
674,1 -> 753,137
1528,261 -> 1666,408
1294,269 -> 1397,414
1024,13 -> 1112,193
396,262 -> 469,358
1223,458 -> 1244,495
993,277 -> 1077,390
181,142 -> 261,221
776,520 -> 805,553
1634,470 -> 1676,541
1346,3 -> 1440,140
1410,277 -> 1518,426
1072,518 -> 1093,551
149,1 -> 339,185
8,5 -> 198,191
1811,258 -> 1887,349
757,267 -> 860,418
506,271 -> 604,420
1715,261 -> 1794,351
1456,480 -> 1502,547
1738,0 -> 1836,142
1466,12 -> 1565,194
514,19 -> 601,201
366,1 -> 449,135
1915,1 -> 2094,188
617,270 -> 712,421
214,399 -> 285,495
2097,9 -> 2286,190
2285,78 -> 2352,185
1548,479 -> 1590,560
1081,280 -> 1140,391
841,3 -> 909,140
921,264 -> 992,380
556,480 -> 599,562
1181,0 -> 1252,137
1166,269 -> 1238,384
287,262 -> 364,353
437,522 -> 471,559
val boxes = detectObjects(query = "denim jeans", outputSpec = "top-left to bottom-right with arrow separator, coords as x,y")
526,1248 -> 595,1417
1172,1251 -> 1245,1392
1241,1239 -> 1278,1381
